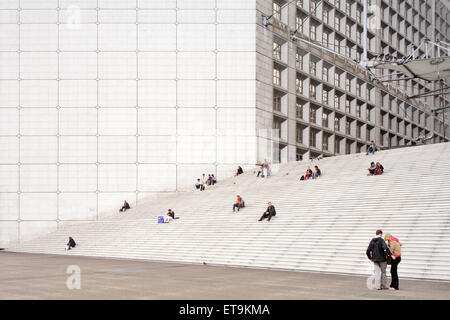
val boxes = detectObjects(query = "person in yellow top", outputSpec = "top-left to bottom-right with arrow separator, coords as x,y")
384,233 -> 402,290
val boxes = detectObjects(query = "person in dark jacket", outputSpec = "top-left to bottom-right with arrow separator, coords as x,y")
66,237 -> 76,251
368,162 -> 376,175
366,229 -> 392,290
167,209 -> 179,220
236,166 -> 244,176
119,200 -> 130,212
258,202 -> 276,221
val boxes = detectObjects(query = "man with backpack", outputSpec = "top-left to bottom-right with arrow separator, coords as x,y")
366,229 -> 392,290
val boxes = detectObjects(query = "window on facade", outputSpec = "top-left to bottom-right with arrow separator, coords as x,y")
356,82 -> 361,96
273,94 -> 281,112
296,101 -> 303,119
323,32 -> 329,48
310,60 -> 316,75
296,52 -> 303,69
356,30 -> 362,43
346,0 -> 351,15
323,9 -> 329,24
310,0 -> 318,13
310,107 -> 317,123
310,84 -> 316,99
346,23 -> 351,37
310,24 -> 317,40
366,127 -> 371,140
296,15 -> 305,34
273,67 -> 281,86
310,131 -> 316,148
335,137 -> 340,153
345,77 -> 351,91
335,72 -> 340,87
356,124 -> 361,138
335,116 -> 340,131
323,135 -> 329,151
296,78 -> 303,95
273,2 -> 282,20
345,99 -> 351,113
335,16 -> 340,30
297,0 -> 303,7
346,140 -> 351,154
322,90 -> 329,104
346,119 -> 351,134
334,38 -> 340,52
356,104 -> 361,118
322,66 -> 329,81
334,94 -> 340,109
273,42 -> 282,60
356,9 -> 361,23
345,45 -> 351,57
322,112 -> 329,128
296,127 -> 303,143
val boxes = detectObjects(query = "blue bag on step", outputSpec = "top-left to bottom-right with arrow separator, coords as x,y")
158,216 -> 164,224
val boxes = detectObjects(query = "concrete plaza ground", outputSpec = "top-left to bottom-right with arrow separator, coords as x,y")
1,251 -> 449,300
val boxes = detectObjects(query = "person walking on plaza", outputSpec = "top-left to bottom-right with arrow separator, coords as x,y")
258,202 -> 276,221
366,229 -> 392,290
384,233 -> 402,290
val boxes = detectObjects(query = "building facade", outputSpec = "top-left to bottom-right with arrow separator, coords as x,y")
256,0 -> 449,162
0,0 -> 261,247
0,0 -> 449,247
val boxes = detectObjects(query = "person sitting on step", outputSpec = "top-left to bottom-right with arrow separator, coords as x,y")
258,202 -> 276,222
167,209 -> 179,220
195,179 -> 201,190
211,174 -> 217,185
305,167 -> 312,179
366,140 -> 376,155
235,166 -> 244,176
374,162 -> 384,175
66,236 -> 76,251
119,200 -> 130,212
312,166 -> 321,179
233,195 -> 245,212
368,162 -> 376,175
206,174 -> 213,185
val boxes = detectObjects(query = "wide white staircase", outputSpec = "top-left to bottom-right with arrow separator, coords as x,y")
7,143 -> 450,281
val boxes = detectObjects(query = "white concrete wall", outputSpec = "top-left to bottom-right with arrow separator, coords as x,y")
0,0 -> 258,247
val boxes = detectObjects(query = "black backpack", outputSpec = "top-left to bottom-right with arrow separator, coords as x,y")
300,176 -> 305,181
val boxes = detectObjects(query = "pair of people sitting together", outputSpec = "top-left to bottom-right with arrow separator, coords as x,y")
232,195 -> 245,212
368,162 -> 384,175
301,166 -> 321,180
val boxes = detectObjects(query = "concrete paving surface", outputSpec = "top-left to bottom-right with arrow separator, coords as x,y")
1,252 -> 449,300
